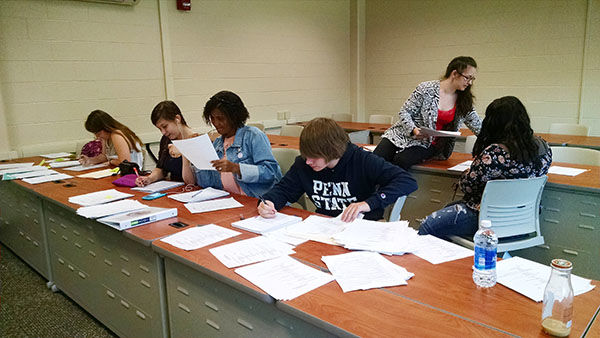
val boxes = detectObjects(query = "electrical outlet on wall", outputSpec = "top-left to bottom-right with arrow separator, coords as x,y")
277,111 -> 286,120
284,111 -> 291,120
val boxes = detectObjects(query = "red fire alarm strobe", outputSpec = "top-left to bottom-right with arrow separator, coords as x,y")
177,0 -> 191,11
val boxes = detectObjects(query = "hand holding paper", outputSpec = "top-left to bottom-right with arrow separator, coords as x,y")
171,134 -> 219,170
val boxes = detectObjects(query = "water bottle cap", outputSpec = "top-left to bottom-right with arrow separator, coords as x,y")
551,259 -> 572,269
480,220 -> 492,228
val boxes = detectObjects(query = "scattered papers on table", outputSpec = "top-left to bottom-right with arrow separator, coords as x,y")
322,251 -> 414,292
235,256 -> 334,301
23,173 -> 73,184
232,213 -> 303,235
419,127 -> 461,137
496,256 -> 596,302
548,165 -> 588,177
333,220 -> 417,255
0,165 -> 49,176
49,160 -> 81,168
3,169 -> 57,180
0,162 -> 34,170
184,197 -> 243,214
97,207 -> 177,230
160,224 -> 241,251
262,226 -> 308,246
63,163 -> 107,172
411,235 -> 473,264
132,180 -> 184,193
362,145 -> 377,152
448,160 -> 473,172
77,168 -> 118,179
76,199 -> 148,219
41,152 -> 73,159
168,187 -> 229,203
209,236 -> 295,268
285,215 -> 346,245
69,189 -> 134,207
171,134 -> 219,170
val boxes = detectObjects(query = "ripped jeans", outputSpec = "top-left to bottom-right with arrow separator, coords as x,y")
418,201 -> 479,239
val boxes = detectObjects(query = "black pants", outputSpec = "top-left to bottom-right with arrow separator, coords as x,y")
373,138 -> 436,170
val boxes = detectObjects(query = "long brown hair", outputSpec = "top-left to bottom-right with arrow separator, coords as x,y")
442,56 -> 477,125
85,110 -> 143,151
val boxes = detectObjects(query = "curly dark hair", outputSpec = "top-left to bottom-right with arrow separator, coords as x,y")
472,96 -> 539,163
203,91 -> 249,130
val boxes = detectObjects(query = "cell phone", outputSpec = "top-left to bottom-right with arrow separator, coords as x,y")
142,192 -> 167,200
169,221 -> 188,228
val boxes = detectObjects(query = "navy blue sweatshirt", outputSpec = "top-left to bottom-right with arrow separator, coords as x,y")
263,143 -> 418,220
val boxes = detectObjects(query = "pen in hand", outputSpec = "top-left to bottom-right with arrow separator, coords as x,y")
133,167 -> 140,177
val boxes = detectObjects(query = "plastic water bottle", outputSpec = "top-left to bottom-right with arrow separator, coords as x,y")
472,219 -> 498,287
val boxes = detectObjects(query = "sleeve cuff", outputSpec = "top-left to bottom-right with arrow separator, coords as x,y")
238,163 -> 259,183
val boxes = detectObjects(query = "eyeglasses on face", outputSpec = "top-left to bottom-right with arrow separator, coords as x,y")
458,72 -> 476,82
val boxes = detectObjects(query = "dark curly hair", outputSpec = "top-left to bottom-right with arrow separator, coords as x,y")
472,96 -> 539,163
203,91 -> 249,130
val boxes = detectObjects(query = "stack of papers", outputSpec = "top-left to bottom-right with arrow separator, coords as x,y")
77,168 -> 118,179
184,197 -> 243,214
262,226 -> 308,246
132,180 -> 185,193
41,152 -> 73,159
548,166 -> 588,177
448,160 -> 473,172
411,235 -> 473,264
69,189 -> 133,207
3,169 -> 57,180
285,215 -> 347,245
0,162 -> 34,170
419,127 -> 461,137
76,199 -> 148,219
171,134 -> 219,170
49,160 -> 81,168
322,251 -> 414,292
23,173 -> 73,184
168,187 -> 229,203
160,224 -> 241,251
497,256 -> 596,302
0,165 -> 49,176
209,236 -> 295,268
232,213 -> 302,235
64,163 -> 107,172
235,256 -> 334,300
333,220 -> 418,255
97,207 -> 177,230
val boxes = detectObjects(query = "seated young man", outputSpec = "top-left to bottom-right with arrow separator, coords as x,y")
258,118 -> 417,222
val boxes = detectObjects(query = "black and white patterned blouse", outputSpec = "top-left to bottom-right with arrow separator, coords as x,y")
459,140 -> 552,211
382,80 -> 482,159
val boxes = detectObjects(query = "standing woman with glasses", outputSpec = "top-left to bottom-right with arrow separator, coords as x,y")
373,56 -> 482,169
181,90 -> 282,198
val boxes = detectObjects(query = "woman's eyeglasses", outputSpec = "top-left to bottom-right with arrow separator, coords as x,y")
459,72 -> 476,82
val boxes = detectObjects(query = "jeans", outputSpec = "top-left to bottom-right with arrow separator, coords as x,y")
418,201 -> 479,239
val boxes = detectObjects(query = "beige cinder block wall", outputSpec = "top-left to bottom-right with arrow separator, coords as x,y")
365,0 -> 599,136
0,0 -> 351,156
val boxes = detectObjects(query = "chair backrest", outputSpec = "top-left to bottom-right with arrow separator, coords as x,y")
549,123 -> 589,136
272,147 -> 300,175
280,125 -> 304,137
348,130 -> 370,144
247,122 -> 265,131
464,135 -> 477,154
550,146 -> 600,166
369,114 -> 393,124
384,195 -> 407,222
331,113 -> 353,122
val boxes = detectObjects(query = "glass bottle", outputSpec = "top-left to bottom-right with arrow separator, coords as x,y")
541,259 -> 574,337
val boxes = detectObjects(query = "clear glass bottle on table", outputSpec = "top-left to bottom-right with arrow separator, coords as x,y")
473,219 -> 498,287
541,259 -> 574,337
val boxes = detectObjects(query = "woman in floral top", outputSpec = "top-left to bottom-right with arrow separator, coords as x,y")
418,96 -> 552,238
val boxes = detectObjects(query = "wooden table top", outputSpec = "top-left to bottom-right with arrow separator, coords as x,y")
267,134 -> 300,149
460,129 -> 600,149
295,121 -> 390,134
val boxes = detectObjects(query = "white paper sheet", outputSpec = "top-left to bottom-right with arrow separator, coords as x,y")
68,189 -> 134,207
333,219 -> 417,255
322,251 -> 414,292
263,226 -> 308,246
3,169 -> 56,180
168,187 -> 229,203
362,145 -> 377,152
0,162 -> 34,170
63,163 -> 108,172
77,168 -> 118,179
411,234 -> 474,264
131,180 -> 185,193
171,134 -> 219,170
284,215 -> 346,245
497,256 -> 595,302
76,199 -> 148,219
235,256 -> 334,300
49,160 -> 81,168
419,127 -> 461,137
22,173 -> 73,184
41,152 -> 73,159
160,224 -> 242,251
448,160 -> 473,172
209,236 -> 295,268
548,165 -> 588,177
0,165 -> 49,176
184,197 -> 243,214
232,213 -> 303,235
